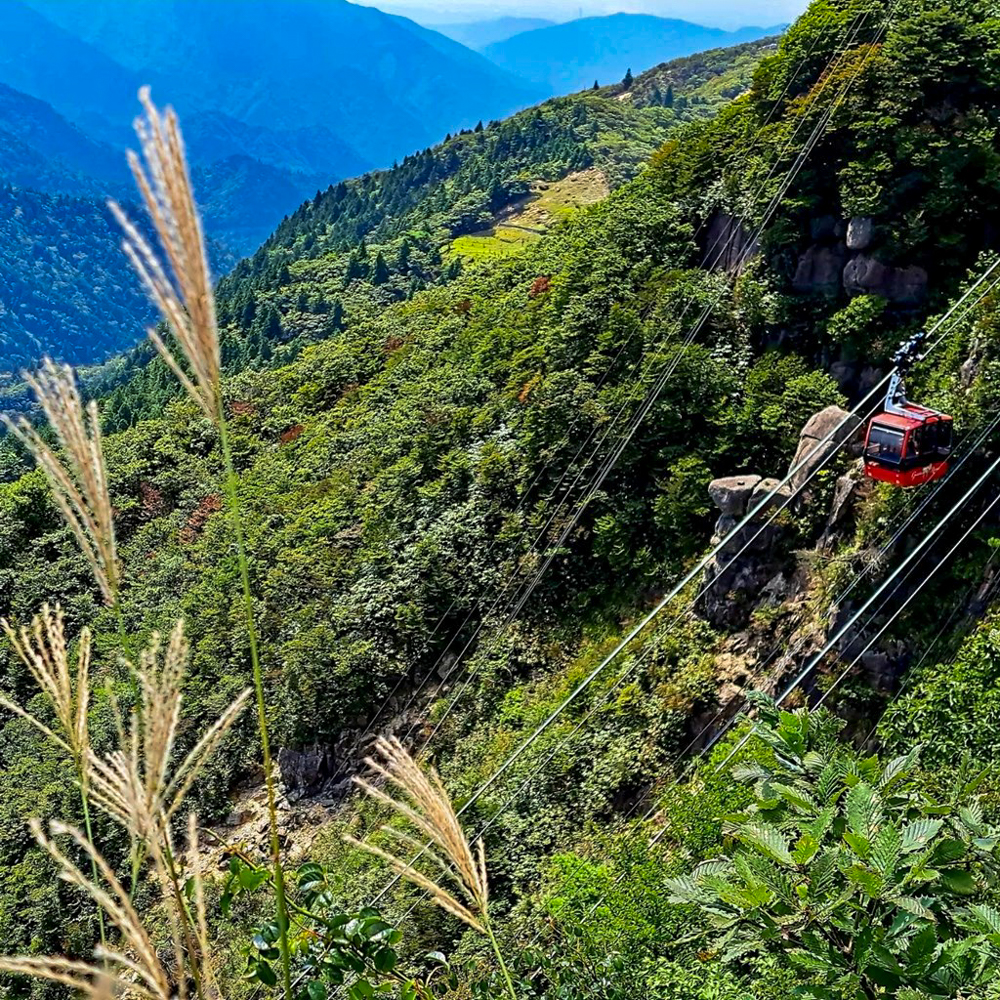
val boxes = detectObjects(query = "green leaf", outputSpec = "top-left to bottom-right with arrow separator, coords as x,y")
967,903 -> 1000,934
846,782 -> 883,841
255,961 -> 278,987
900,818 -> 942,853
738,820 -> 795,866
843,831 -> 870,860
871,824 -> 901,881
893,896 -> 936,921
373,948 -> 397,973
939,869 -> 977,895
306,983 -> 327,1000
906,924 -> 938,973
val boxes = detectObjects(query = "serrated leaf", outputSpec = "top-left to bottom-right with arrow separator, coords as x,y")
906,924 -> 938,974
893,895 -> 936,921
793,833 -> 820,864
808,848 -> 841,898
939,869 -> 977,895
871,824 -> 901,882
772,781 -> 817,812
739,820 -> 795,866
900,818 -> 942,853
847,782 -> 883,841
879,746 -> 919,791
843,831 -> 871,860
959,800 -> 985,833
967,903 -> 1000,935
846,864 -> 883,897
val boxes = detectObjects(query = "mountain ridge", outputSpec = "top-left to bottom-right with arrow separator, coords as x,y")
483,12 -> 784,93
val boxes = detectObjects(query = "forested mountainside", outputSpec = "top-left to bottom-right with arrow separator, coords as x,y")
481,14 -> 782,93
0,81 -> 329,371
85,37 -> 774,425
3,3 -> 1000,1000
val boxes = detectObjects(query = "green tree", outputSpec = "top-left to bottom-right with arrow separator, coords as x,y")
669,703 -> 1000,1000
623,67 -> 634,88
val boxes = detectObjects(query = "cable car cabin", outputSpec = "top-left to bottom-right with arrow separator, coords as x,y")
863,404 -> 953,488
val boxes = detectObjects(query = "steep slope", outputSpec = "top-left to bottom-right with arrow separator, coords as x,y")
482,13 -> 780,93
0,1 -> 138,143
181,111 -> 371,178
25,0 -> 542,167
0,186 -> 153,371
190,155 -> 330,256
88,34 -> 774,421
0,82 -> 127,189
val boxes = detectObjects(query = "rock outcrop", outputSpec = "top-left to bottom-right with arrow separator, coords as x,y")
846,216 -> 874,250
789,212 -> 926,304
843,255 -> 928,304
793,245 -> 847,295
703,212 -> 760,273
698,405 -> 865,627
789,405 -> 864,489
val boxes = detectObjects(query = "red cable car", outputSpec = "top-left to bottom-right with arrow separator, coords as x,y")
863,333 -> 954,488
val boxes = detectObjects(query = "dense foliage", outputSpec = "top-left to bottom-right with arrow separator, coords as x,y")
3,2 -> 1000,999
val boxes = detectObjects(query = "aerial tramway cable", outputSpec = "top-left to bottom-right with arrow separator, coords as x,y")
368,250 -> 1000,912
413,8 -> 884,750
365,10 -> 875,760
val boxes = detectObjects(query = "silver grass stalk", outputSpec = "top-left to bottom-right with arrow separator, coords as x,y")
0,603 -> 107,947
0,604 -> 89,765
3,360 -> 118,605
346,737 -> 517,998
109,87 -> 220,421
113,87 -> 293,1000
85,620 -> 251,852
0,816 -> 219,1000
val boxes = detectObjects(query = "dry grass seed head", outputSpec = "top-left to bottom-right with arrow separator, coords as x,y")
346,736 -> 490,932
85,620 -> 251,853
0,603 -> 90,765
109,87 -> 220,422
0,819 -> 174,1000
2,360 -> 118,604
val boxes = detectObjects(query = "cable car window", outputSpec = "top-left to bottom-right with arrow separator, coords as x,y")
867,425 -> 905,464
938,421 -> 954,455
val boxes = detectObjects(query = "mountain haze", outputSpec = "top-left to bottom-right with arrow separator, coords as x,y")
483,13 -> 782,93
435,16 -> 556,49
24,0 -> 542,167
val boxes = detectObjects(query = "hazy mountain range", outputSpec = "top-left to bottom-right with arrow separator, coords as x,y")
0,0 -> 782,370
483,13 -> 783,92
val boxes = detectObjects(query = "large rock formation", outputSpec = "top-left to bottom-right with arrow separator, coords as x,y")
789,405 -> 864,489
843,255 -> 928,304
698,406 -> 864,626
702,212 -> 760,273
790,212 -> 926,304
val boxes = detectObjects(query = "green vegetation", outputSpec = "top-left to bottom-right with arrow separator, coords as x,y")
2,3 -> 1000,1000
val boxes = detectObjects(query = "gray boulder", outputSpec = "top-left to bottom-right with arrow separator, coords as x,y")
793,244 -> 847,294
790,405 -> 864,489
709,475 -> 762,516
843,255 -> 928,303
750,477 -> 795,517
846,216 -> 875,250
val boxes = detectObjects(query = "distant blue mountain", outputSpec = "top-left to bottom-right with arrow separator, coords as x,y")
435,17 -> 556,51
482,13 -> 782,95
21,0 -> 543,168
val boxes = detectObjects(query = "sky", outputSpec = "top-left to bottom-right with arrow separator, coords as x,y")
362,0 -> 809,29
